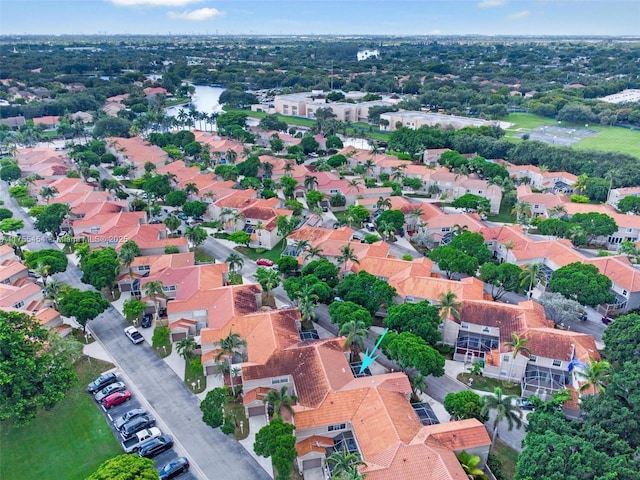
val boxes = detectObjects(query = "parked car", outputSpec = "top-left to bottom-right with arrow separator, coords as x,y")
149,219 -> 163,224
122,427 -> 161,453
517,399 -> 535,411
102,390 -> 131,409
95,381 -> 126,402
177,213 -> 188,221
120,414 -> 156,440
124,326 -> 144,344
159,457 -> 190,479
256,258 -> 274,266
365,222 -> 376,232
138,435 -> 174,458
141,314 -> 153,329
114,407 -> 147,430
87,372 -> 118,394
602,316 -> 614,325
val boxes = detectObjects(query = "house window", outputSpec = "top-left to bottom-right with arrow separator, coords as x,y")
623,289 -> 628,296
534,205 -> 540,209
478,190 -> 483,194
328,423 -> 346,432
552,359 -> 562,367
502,355 -> 510,362
529,355 -> 537,363
13,301 -> 24,308
482,327 -> 490,333
406,296 -> 415,303
138,265 -> 150,272
271,377 -> 288,385
162,285 -> 176,292
461,322 -> 469,329
442,227 -> 451,232
627,228 -> 633,233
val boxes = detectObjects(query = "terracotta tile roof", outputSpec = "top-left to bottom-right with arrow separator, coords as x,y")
423,212 -> 485,232
214,191 -> 260,209
0,282 -> 42,309
295,435 -> 335,457
107,136 -> 169,169
0,261 -> 27,283
391,275 -> 485,303
523,328 -> 600,363
413,419 -> 491,453
287,225 -> 355,244
242,387 -> 274,406
140,262 -> 227,302
71,201 -> 127,218
351,256 -> 431,279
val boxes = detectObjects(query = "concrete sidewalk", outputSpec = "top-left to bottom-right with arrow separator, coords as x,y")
238,416 -> 274,478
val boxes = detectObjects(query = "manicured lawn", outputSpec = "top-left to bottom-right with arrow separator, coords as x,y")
184,356 -> 207,394
504,112 -> 555,133
224,108 -> 316,128
225,400 -> 250,441
457,373 -> 521,396
194,247 -> 215,263
235,238 -> 285,262
0,357 -> 121,480
493,440 -> 519,479
572,125 -> 640,159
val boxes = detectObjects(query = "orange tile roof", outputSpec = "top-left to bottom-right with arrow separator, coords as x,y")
523,328 -> 600,363
352,256 -> 432,280
413,418 -> 491,452
242,387 -> 274,406
391,275 -> 485,303
295,436 -> 335,457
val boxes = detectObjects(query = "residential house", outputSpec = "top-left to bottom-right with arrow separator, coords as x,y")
516,185 -> 566,218
15,147 -> 71,178
608,186 -> 640,209
422,148 -> 452,166
31,115 -> 61,131
106,136 -> 170,177
380,110 -> 503,132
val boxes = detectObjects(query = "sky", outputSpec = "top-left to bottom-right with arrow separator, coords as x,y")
0,0 -> 638,36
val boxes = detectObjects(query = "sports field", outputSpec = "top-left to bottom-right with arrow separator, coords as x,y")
504,113 -> 640,159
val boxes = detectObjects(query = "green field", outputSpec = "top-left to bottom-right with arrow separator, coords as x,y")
504,112 -> 640,158
0,358 -> 121,480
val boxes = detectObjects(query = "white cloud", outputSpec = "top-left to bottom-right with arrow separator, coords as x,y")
478,0 -> 507,7
508,10 -> 531,19
167,7 -> 224,21
430,29 -> 441,35
111,0 -> 203,7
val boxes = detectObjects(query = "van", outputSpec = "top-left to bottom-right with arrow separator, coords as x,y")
365,222 -> 376,232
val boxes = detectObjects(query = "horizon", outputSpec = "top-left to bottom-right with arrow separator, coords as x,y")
0,1 -> 638,37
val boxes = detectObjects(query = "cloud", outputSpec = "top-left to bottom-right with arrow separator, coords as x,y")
508,10 -> 531,19
478,0 -> 507,7
167,7 -> 224,20
430,29 -> 441,35
111,0 -> 203,6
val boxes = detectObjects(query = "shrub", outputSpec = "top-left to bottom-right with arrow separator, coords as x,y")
221,413 -> 236,435
255,247 -> 266,254
402,254 -> 413,261
570,194 -> 590,203
18,197 -> 37,208
364,234 -> 379,244
487,453 -> 507,480
164,245 -> 180,254
200,387 -> 226,429
228,272 -> 243,285
152,326 -> 170,349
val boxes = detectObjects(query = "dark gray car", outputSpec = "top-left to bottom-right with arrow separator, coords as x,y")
114,408 -> 147,430
120,414 -> 156,440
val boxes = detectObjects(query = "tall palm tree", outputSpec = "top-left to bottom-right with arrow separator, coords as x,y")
326,447 -> 367,479
480,387 -> 523,452
164,215 -> 181,233
263,385 -> 298,419
377,220 -> 395,240
283,161 -> 294,175
225,252 -> 244,273
184,182 -> 199,200
215,331 -> 246,396
225,149 -> 238,165
39,186 -> 58,204
176,337 -> 197,361
293,239 -> 310,254
118,240 -> 141,281
457,451 -> 488,480
297,285 -> 319,330
363,159 -> 375,177
436,291 -> 462,322
409,373 -> 428,403
33,261 -> 50,287
519,263 -> 545,297
573,173 -> 588,194
376,197 -> 391,211
548,205 -> 567,219
503,333 -> 531,382
44,278 -> 65,310
304,175 -> 318,191
143,280 -> 166,321
577,359 -> 610,395
255,267 -> 281,300
339,320 -> 369,363
338,243 -> 359,275
304,245 -> 324,261
347,179 -> 362,192
511,201 -> 532,224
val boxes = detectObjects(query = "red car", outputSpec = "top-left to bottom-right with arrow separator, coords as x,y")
102,390 -> 131,409
256,258 -> 274,267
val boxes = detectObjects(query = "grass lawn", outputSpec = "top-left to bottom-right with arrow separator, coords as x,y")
184,356 -> 207,394
493,440 -> 519,479
152,326 -> 172,358
194,247 -> 215,263
333,210 -> 363,229
0,357 -> 121,480
572,125 -> 640,159
224,108 -> 316,128
235,238 -> 286,262
504,112 -> 555,133
225,400 -> 250,441
457,373 -> 521,396
487,201 -> 517,224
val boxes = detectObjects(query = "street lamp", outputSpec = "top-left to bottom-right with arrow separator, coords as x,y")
191,382 -> 196,391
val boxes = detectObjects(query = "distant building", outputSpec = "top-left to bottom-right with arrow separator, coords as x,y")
357,49 -> 380,61
380,110 -> 507,131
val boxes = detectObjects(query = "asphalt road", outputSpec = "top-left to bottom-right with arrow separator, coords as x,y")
0,186 -> 270,480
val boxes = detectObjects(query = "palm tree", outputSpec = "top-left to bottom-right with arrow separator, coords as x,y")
215,331 -> 246,396
457,451 -> 488,480
184,182 -> 199,200
143,280 -> 166,322
176,337 -> 197,361
436,291 -> 462,322
548,205 -> 567,219
44,278 -> 65,310
33,261 -> 50,287
326,447 -> 367,479
363,159 -> 375,177
501,240 -> 514,262
283,162 -> 294,175
519,263 -> 545,297
577,359 -> 610,395
263,385 -> 298,419
511,201 -> 532,224
39,186 -> 58,204
376,197 -> 391,211
339,320 -> 369,363
293,239 -> 310,254
480,387 -> 523,452
338,243 -> 359,275
164,215 -> 181,233
409,373 -> 428,402
347,179 -> 362,192
118,240 -> 141,281
255,267 -> 281,300
503,333 -> 531,382
297,285 -> 319,330
225,149 -> 237,165
225,252 -> 244,273
377,220 -> 395,240
304,175 -> 318,191
573,173 -> 588,194
304,245 -> 324,261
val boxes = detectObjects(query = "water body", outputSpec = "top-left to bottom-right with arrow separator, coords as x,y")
166,85 -> 226,118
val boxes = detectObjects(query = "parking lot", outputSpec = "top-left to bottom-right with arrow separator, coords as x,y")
90,373 -> 196,479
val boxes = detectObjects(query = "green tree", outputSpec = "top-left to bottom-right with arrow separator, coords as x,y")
384,301 -> 442,345
165,189 -> 187,207
81,247 -> 120,292
380,331 -> 445,378
263,385 -> 298,419
200,387 -> 226,429
452,193 -> 490,213
39,185 -> 59,204
228,231 -> 251,247
504,333 -> 531,382
339,319 -> 369,362
34,203 -> 70,235
429,245 -> 478,279
328,301 -> 373,328
337,243 -> 360,274
118,239 -> 141,280
176,337 -> 197,361
276,255 -> 300,275
225,252 -> 244,273
300,135 -> 319,154
215,331 -> 246,396
617,195 -> 640,214
457,451 -> 488,480
346,204 -> 371,224
306,189 -> 324,208
326,446 -> 367,480
143,280 -> 166,321
577,360 -> 611,394
569,212 -> 617,245
436,291 -> 462,322
375,209 -> 405,232
24,249 -> 67,275
0,218 -> 24,233
57,288 -> 109,333
335,270 -> 396,315
0,208 -> 13,220
122,297 -> 147,323
444,390 -> 488,422
548,262 -> 615,307
182,200 -> 208,218
0,163 -> 21,181
301,259 -> 339,287
276,215 -> 297,239
164,215 -> 181,233
255,267 -> 281,300
480,387 -> 523,452
602,313 -> 640,365
449,231 -> 492,265
0,310 -> 78,424
253,418 -> 297,480
479,262 -> 522,301
185,225 -> 208,250
86,454 -> 158,480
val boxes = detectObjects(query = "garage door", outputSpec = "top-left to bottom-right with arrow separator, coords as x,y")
205,365 -> 217,376
248,406 -> 266,417
302,458 -> 322,470
171,332 -> 187,342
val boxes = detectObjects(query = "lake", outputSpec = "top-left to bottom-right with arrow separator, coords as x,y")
166,85 -> 226,117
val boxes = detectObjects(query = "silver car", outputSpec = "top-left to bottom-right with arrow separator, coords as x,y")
94,381 -> 126,402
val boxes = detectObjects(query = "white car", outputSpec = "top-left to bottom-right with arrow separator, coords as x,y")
124,326 -> 144,344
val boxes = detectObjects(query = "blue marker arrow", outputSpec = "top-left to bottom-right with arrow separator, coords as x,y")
359,328 -> 389,374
